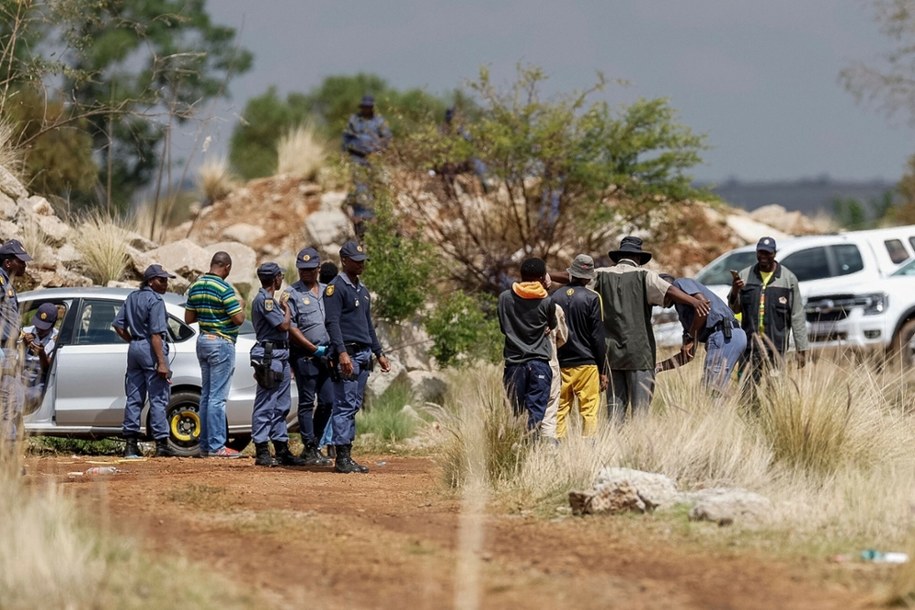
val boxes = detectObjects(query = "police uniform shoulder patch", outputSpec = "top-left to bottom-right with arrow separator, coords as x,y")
265,298 -> 274,312
566,288 -> 575,296
0,275 -> 5,286
325,284 -> 335,297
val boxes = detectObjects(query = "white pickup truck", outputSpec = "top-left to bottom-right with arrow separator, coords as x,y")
804,257 -> 915,364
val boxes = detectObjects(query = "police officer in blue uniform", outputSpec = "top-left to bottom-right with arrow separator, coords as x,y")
0,239 -> 31,445
113,264 -> 176,458
342,95 -> 392,236
324,241 -> 390,474
250,262 -> 306,467
284,247 -> 334,466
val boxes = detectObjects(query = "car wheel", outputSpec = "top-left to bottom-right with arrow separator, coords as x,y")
891,318 -> 915,368
165,391 -> 202,457
225,433 -> 251,452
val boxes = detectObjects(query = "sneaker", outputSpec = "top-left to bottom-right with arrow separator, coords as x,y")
210,446 -> 242,459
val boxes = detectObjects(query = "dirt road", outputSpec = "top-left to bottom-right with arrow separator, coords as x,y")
26,454 -> 873,609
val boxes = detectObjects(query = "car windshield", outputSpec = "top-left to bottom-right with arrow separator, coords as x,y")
891,258 -> 915,277
696,251 -> 758,285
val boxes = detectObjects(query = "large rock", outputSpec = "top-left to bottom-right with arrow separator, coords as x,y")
569,482 -> 647,515
725,213 -> 789,244
304,209 -> 350,247
365,359 -> 407,399
684,488 -> 772,526
221,223 -> 265,244
37,268 -> 94,288
594,467 -> 680,510
376,319 -> 433,371
0,192 -> 17,220
320,190 -> 348,211
0,165 -> 27,199
145,239 -> 210,278
207,240 -> 257,297
405,370 -> 448,404
749,204 -> 833,236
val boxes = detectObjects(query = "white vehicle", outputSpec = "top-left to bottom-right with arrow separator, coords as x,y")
804,258 -> 915,364
654,226 -> 915,347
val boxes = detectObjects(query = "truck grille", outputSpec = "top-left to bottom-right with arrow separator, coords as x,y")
805,294 -> 857,323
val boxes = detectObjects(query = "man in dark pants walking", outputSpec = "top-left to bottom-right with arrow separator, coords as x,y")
113,264 -> 176,458
497,257 -> 558,433
250,262 -> 306,467
285,247 -> 334,466
324,241 -> 391,474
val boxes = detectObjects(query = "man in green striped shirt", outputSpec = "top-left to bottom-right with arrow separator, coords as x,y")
185,251 -> 246,457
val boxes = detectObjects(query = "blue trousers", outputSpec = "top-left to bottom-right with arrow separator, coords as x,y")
251,355 -> 291,444
330,349 -> 371,446
703,328 -> 747,392
196,334 -> 236,453
122,340 -> 169,440
503,360 -> 552,431
292,355 -> 335,444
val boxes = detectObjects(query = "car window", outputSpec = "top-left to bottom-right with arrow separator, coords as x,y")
892,258 -> 915,276
909,236 -> 915,255
781,247 -> 830,282
19,301 -> 68,333
884,239 -> 909,264
74,300 -> 122,345
696,251 -> 758,285
167,316 -> 195,342
830,244 -> 864,276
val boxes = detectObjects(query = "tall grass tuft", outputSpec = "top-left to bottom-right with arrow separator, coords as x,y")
19,217 -> 54,268
0,118 -> 23,178
72,212 -> 130,285
356,379 -> 422,446
276,123 -> 326,180
197,156 -> 236,204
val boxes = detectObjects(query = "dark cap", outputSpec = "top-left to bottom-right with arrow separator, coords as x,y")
756,236 -> 777,253
359,94 -> 375,107
339,241 -> 367,262
608,236 -> 652,265
567,254 -> 596,280
296,247 -> 320,269
256,261 -> 283,281
143,264 -> 176,281
32,303 -> 58,331
0,239 -> 32,261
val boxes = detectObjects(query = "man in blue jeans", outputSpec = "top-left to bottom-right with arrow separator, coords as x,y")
497,257 -> 558,432
655,274 -> 747,393
184,252 -> 246,458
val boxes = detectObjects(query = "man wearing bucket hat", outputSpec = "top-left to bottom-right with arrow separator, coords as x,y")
0,239 -> 31,444
113,264 -> 177,458
728,236 -> 807,390
20,303 -> 61,409
284,246 -> 334,466
550,254 -> 607,438
594,236 -> 711,419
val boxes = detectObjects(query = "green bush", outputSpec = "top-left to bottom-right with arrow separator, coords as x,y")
357,379 -> 423,444
424,291 -> 502,368
28,436 -> 123,456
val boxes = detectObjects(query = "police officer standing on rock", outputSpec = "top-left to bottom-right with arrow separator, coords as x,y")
250,262 -> 306,467
324,241 -> 390,474
0,239 -> 31,447
284,247 -> 334,466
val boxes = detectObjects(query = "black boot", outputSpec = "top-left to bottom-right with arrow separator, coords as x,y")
155,439 -> 177,457
254,442 -> 277,467
123,437 -> 142,459
273,440 -> 307,466
334,444 -> 369,474
300,440 -> 333,466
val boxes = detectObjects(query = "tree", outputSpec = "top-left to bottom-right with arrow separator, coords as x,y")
392,65 -> 709,293
840,0 -> 915,125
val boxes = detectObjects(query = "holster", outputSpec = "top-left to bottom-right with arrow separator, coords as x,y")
251,342 -> 278,390
723,322 -> 733,340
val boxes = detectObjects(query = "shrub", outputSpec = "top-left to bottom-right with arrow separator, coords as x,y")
72,212 -> 130,285
276,123 -> 326,180
356,379 -> 423,447
424,291 -> 502,367
197,157 -> 236,204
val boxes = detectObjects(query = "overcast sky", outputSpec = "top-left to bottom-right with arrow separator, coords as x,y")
191,0 -> 913,183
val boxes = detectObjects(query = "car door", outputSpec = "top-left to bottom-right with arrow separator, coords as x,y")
53,298 -> 129,428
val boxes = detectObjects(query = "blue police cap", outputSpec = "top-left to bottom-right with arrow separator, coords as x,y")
0,239 -> 32,261
143,264 -> 175,281
359,95 -> 375,107
257,261 -> 283,280
296,247 -> 320,269
339,241 -> 367,262
32,302 -> 58,331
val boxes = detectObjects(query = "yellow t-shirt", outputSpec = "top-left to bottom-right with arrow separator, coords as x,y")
758,270 -> 774,334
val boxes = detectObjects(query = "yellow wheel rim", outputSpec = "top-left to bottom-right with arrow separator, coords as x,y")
170,409 -> 201,443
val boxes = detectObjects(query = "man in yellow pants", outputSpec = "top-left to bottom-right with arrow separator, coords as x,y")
551,255 -> 608,439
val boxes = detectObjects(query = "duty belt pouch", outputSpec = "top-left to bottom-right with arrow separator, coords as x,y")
723,321 -> 733,340
251,342 -> 278,390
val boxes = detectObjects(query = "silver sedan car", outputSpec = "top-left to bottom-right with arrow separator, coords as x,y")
20,287 -> 297,456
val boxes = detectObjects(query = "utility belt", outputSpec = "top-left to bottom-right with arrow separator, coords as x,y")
710,319 -> 739,340
343,342 -> 370,356
258,340 -> 288,350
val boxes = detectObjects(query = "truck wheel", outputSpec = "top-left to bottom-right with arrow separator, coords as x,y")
891,319 -> 915,368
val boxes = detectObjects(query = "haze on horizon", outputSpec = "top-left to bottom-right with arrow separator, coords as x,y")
193,0 -> 913,185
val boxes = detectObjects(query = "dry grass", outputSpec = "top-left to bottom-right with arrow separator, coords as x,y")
276,123 -> 326,180
72,211 -> 130,285
0,118 -> 23,179
18,217 -> 54,268
0,444 -> 257,609
437,356 -> 915,552
197,156 -> 236,204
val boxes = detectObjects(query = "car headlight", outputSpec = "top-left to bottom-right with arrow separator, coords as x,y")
862,292 -> 888,316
